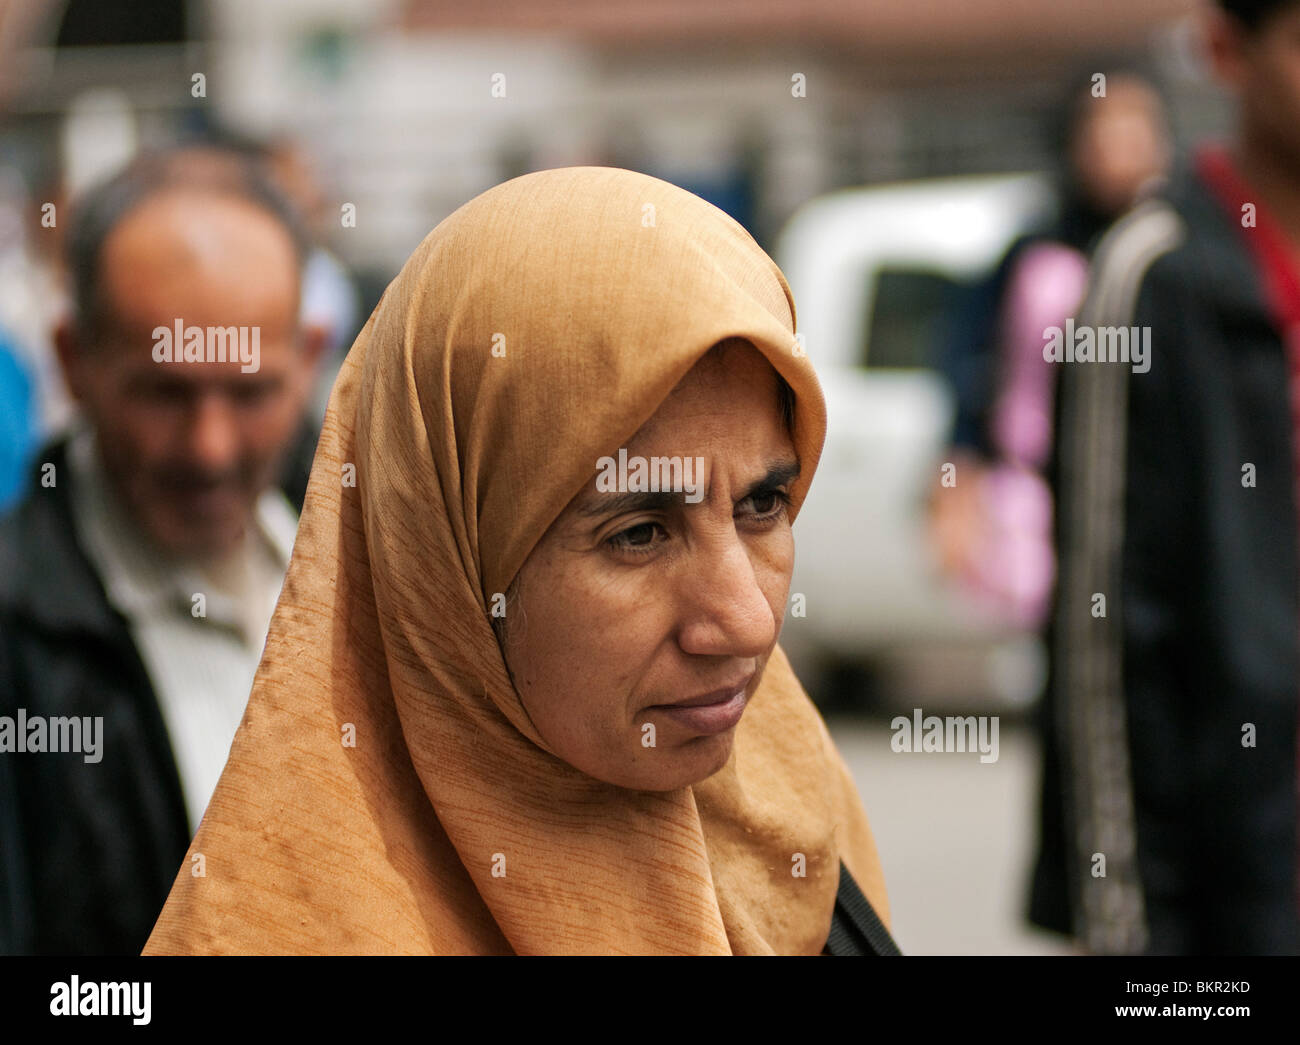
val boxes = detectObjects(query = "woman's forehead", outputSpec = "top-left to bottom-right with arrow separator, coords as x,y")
639,345 -> 788,438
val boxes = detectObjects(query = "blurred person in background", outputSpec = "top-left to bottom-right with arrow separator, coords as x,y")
0,149 -> 326,954
1030,0 -> 1300,954
930,67 -> 1171,630
262,134 -> 364,499
166,129 -> 364,509
0,166 -> 72,511
178,128 -> 364,422
149,132 -> 357,510
0,332 -> 38,512
264,136 -> 362,377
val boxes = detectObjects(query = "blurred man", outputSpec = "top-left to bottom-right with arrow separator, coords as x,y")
0,151 -> 325,954
1030,0 -> 1300,953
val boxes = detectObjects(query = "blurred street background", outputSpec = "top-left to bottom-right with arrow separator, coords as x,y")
834,717 -> 1074,955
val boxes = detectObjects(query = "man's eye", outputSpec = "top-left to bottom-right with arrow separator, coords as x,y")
231,383 -> 275,405
137,382 -> 189,404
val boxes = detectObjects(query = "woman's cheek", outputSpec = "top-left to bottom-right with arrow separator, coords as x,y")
755,529 -> 796,619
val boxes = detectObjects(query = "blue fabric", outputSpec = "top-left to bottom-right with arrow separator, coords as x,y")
0,335 -> 38,513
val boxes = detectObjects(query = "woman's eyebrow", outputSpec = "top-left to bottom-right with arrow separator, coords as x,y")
578,458 -> 801,519
740,460 -> 801,500
578,489 -> 679,519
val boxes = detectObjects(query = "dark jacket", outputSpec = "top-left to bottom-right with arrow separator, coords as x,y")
1029,160 -> 1300,954
0,439 -> 190,954
0,427 -> 314,955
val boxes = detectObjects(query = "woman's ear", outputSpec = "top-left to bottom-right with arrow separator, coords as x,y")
295,322 -> 331,389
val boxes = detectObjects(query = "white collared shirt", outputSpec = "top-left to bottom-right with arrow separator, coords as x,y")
65,422 -> 298,834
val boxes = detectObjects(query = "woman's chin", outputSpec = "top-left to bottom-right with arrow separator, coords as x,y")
623,730 -> 737,792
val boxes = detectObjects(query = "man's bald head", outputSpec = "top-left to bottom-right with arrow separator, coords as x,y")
55,149 -> 325,561
99,187 -> 301,354
67,148 -> 309,342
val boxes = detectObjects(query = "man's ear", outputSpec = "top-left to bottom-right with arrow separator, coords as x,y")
297,322 -> 331,377
1205,8 -> 1249,90
53,318 -> 87,406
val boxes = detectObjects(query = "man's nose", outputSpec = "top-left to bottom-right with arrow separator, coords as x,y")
675,530 -> 778,661
182,393 -> 240,475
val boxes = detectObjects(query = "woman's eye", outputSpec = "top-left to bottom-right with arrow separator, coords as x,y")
606,522 -> 665,554
742,489 -> 791,519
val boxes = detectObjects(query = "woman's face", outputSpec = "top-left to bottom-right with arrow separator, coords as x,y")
500,341 -> 800,791
1069,75 -> 1170,217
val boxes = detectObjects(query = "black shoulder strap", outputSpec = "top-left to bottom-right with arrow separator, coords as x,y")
825,862 -> 903,956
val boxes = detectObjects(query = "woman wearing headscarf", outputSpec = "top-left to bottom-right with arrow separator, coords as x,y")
143,166 -> 896,956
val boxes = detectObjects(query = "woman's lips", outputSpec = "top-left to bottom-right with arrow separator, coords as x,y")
648,685 -> 750,735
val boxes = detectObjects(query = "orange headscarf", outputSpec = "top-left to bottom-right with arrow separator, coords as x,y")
143,166 -> 890,955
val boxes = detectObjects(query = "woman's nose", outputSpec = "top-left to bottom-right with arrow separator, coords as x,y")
674,531 -> 779,660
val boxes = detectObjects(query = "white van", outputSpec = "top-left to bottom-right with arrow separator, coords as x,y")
774,173 -> 1056,710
